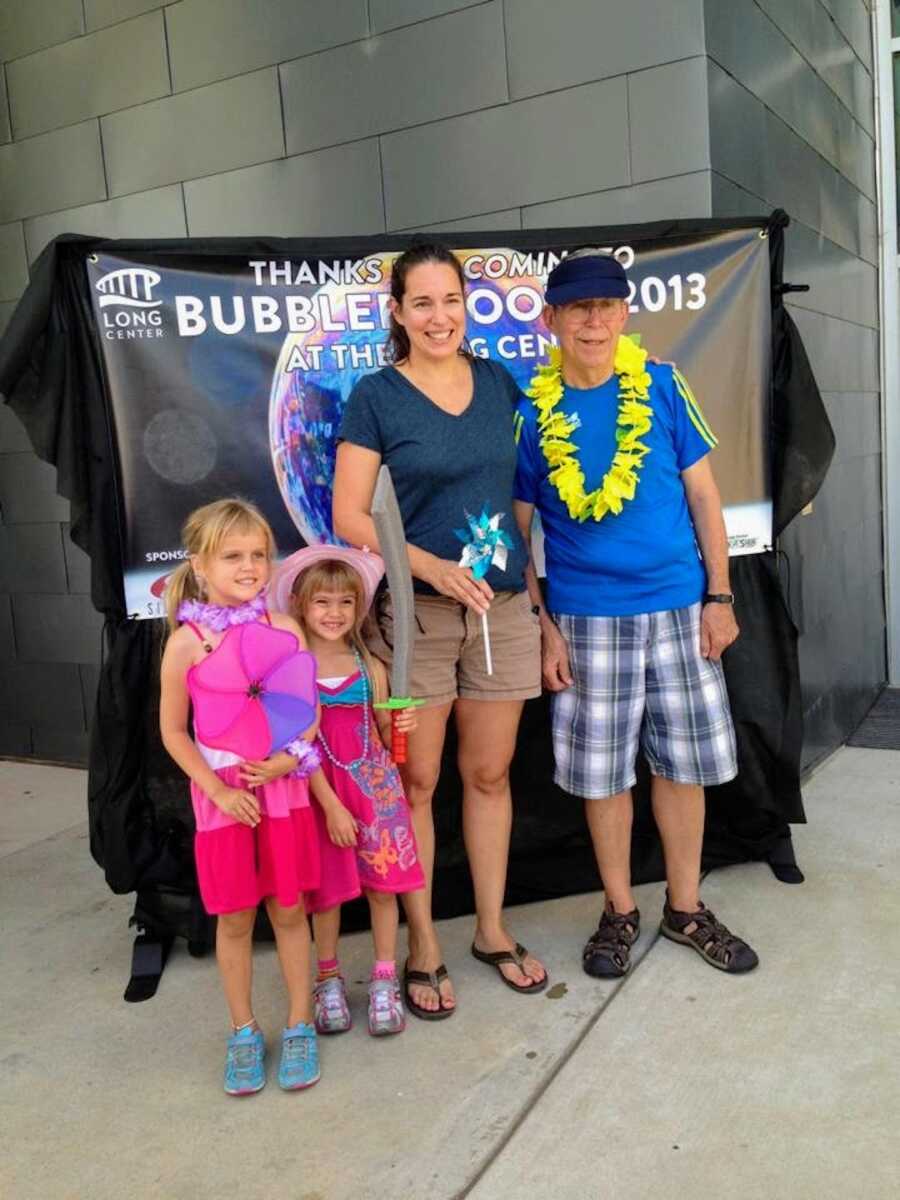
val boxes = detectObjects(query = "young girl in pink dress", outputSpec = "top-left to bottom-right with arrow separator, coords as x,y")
160,498 -> 326,1096
271,545 -> 424,1037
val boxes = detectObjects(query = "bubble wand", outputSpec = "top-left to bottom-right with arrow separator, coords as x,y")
456,507 -> 515,676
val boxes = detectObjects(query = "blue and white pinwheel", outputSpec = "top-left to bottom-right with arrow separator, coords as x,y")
455,507 -> 515,580
455,507 -> 514,675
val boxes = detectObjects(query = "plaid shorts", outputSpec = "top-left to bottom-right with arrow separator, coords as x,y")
552,603 -> 737,799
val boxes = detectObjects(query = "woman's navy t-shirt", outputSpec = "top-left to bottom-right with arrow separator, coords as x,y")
338,357 -> 528,595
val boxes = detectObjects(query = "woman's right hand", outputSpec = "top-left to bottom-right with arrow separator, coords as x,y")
426,558 -> 493,614
210,785 -> 261,827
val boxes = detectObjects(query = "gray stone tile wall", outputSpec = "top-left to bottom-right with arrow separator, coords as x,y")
0,454 -> 71,524
0,1 -> 84,62
705,0 -> 875,198
183,141 -> 386,237
369,0 -> 485,34
0,122 -> 106,223
0,66 -> 11,143
627,58 -> 710,183
822,0 -> 873,69
6,11 -> 170,140
0,223 -> 29,300
0,403 -> 31,453
503,0 -> 705,99
381,78 -> 632,229
101,68 -> 284,196
85,0 -> 163,32
708,61 -> 876,264
279,3 -> 508,155
523,172 -> 712,229
0,302 -> 16,338
23,187 -> 188,264
0,0 -> 883,766
165,0 -> 368,92
401,209 -> 522,234
0,524 -> 69,594
706,0 -> 881,768
754,0 -> 874,134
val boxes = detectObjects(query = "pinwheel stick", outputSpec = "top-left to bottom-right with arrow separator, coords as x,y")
481,611 -> 493,676
454,506 -> 511,682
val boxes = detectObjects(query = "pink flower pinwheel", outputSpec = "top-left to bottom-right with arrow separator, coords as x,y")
188,623 -> 317,760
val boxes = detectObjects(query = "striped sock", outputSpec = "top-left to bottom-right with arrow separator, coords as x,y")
317,957 -> 340,981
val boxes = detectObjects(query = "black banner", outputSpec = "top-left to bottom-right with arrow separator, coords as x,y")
1,216 -> 831,936
84,225 -> 772,618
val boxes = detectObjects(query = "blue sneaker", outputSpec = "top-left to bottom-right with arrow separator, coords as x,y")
223,1026 -> 265,1096
278,1021 -> 320,1091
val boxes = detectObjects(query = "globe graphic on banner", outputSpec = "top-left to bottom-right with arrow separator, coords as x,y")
268,256 -> 548,545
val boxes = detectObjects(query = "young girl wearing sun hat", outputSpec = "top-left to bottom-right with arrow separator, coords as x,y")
271,544 -> 423,1036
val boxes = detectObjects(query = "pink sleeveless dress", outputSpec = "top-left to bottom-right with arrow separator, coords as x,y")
185,619 -> 320,915
304,670 -> 424,914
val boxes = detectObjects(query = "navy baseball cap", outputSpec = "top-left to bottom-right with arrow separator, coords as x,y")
545,253 -> 629,304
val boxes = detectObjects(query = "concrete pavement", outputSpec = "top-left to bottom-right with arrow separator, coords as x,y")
2,748 -> 898,1200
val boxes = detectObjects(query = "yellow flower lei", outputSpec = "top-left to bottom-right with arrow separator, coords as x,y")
526,334 -> 653,523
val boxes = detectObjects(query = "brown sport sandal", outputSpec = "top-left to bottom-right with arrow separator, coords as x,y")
582,904 -> 640,978
660,896 -> 759,973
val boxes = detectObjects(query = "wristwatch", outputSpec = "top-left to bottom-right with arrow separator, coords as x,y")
703,593 -> 734,605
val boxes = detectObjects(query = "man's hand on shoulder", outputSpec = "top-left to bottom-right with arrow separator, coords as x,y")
700,601 -> 739,660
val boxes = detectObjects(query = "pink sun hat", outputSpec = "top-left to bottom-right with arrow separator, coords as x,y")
269,543 -> 385,615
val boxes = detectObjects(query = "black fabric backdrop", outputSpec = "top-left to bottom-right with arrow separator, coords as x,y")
0,212 -> 833,944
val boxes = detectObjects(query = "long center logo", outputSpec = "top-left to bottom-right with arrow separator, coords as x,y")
95,267 -> 162,309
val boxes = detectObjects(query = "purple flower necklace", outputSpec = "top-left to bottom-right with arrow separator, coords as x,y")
177,593 -> 268,632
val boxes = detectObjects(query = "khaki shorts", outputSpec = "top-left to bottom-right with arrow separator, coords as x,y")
370,589 -> 541,707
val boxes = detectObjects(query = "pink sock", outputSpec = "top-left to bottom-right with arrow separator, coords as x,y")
317,958 -> 339,980
372,959 -> 396,980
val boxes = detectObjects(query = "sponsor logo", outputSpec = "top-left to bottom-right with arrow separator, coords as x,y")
728,533 -> 759,551
95,267 -> 165,340
95,267 -> 162,309
150,572 -> 171,599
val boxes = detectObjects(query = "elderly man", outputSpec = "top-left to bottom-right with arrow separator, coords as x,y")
514,251 -> 758,977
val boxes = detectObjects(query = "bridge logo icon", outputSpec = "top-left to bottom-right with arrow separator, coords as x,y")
95,267 -> 162,309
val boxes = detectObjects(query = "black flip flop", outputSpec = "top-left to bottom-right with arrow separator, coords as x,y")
470,942 -> 548,994
403,960 -> 455,1021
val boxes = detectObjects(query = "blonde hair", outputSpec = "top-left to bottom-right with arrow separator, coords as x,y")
164,497 -> 276,632
288,559 -> 386,704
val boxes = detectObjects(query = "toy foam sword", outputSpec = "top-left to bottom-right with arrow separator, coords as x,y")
370,465 -> 424,764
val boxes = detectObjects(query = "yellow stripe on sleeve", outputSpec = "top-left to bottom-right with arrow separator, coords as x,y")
673,368 -> 717,448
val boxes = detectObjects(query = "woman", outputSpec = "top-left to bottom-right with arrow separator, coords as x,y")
332,241 -> 547,1018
